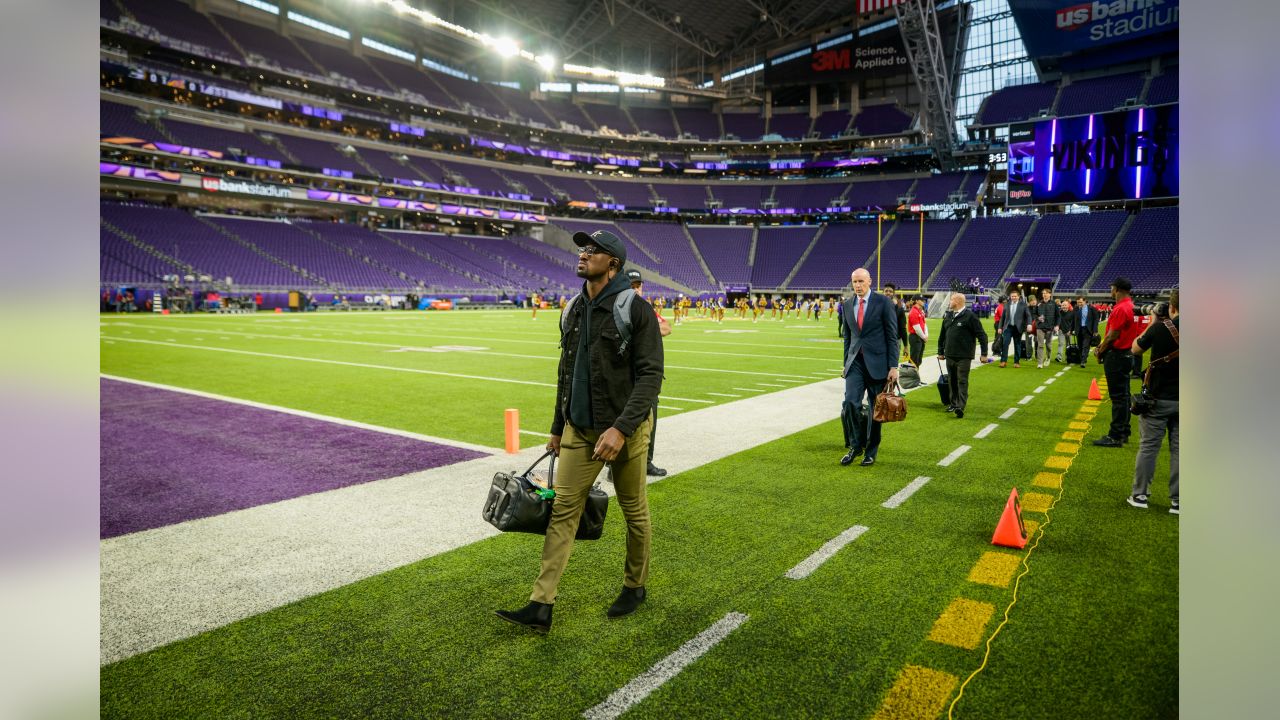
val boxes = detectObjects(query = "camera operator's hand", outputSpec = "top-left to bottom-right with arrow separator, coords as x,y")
546,435 -> 562,457
592,427 -> 625,462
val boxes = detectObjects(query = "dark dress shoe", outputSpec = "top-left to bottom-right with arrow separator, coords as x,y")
859,455 -> 876,466
495,601 -> 553,633
607,586 -> 647,618
954,410 -> 964,419
646,464 -> 667,477
840,447 -> 864,466
1092,436 -> 1124,447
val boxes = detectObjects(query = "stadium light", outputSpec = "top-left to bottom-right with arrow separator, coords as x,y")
535,54 -> 556,71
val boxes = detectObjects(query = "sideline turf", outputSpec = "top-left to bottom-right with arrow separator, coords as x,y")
100,329 -> 1176,719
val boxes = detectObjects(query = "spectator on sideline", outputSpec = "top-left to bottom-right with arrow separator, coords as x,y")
1036,289 -> 1061,368
936,293 -> 990,419
1127,290 -> 1180,513
907,296 -> 928,368
1025,294 -> 1039,362
497,230 -> 663,633
627,270 -> 670,477
838,268 -> 900,468
1073,295 -> 1098,367
1057,299 -> 1074,362
997,289 -> 1032,368
1093,278 -> 1142,447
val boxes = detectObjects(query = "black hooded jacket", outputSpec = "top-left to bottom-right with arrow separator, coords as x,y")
551,271 -> 664,437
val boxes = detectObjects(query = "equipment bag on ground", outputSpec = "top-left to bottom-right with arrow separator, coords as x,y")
482,450 -> 608,540
897,362 -> 921,390
1066,345 -> 1082,364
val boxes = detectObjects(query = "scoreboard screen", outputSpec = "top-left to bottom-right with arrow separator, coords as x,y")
1007,105 -> 1178,206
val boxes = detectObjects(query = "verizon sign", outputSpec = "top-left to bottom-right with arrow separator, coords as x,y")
200,177 -> 292,198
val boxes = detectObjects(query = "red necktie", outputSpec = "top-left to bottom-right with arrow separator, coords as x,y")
857,297 -> 865,329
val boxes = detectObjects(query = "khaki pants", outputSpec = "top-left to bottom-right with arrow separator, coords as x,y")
531,418 -> 652,604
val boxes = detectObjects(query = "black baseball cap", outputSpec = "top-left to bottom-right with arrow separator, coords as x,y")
572,229 -> 627,265
626,269 -> 643,284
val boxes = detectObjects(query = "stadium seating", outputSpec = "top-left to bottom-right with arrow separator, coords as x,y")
721,111 -> 765,141
846,178 -> 916,208
270,134 -> 370,175
1146,67 -> 1178,105
709,184 -> 769,209
976,81 -> 1059,125
1013,210 -> 1127,291
552,219 -> 663,268
121,0 -> 240,59
787,224 -> 880,290
209,15 -> 321,75
1055,73 -> 1145,116
672,108 -> 720,140
100,100 -> 160,139
628,106 -> 679,138
434,159 -> 515,196
908,173 -> 969,204
209,217 -> 410,289
875,219 -> 965,291
651,183 -> 711,211
687,226 -> 753,286
293,37 -> 390,91
100,225 -> 186,284
852,105 -> 913,136
812,110 -> 853,138
158,118 -> 284,161
931,215 -> 1035,291
589,179 -> 657,208
770,182 -> 850,210
581,103 -> 638,135
1090,207 -> 1178,292
769,113 -> 812,141
101,202 -> 306,287
751,226 -> 820,288
612,221 -> 712,291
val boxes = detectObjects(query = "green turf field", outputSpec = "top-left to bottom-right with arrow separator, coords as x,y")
99,309 -> 1177,718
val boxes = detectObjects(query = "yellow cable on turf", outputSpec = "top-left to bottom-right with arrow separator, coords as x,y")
946,410 -> 1091,719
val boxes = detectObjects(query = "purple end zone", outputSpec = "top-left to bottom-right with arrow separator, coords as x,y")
100,379 -> 487,539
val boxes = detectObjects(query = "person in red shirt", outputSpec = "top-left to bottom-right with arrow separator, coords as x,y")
1093,277 -> 1142,447
907,297 -> 928,367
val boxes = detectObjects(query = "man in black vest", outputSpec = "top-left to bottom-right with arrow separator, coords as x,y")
937,293 -> 990,418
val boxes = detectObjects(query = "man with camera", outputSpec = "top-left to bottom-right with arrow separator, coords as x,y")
1127,291 -> 1179,513
1092,278 -> 1143,447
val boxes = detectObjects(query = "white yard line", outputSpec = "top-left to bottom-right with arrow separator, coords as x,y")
1033,386 -> 1046,394
882,477 -> 931,509
974,423 -> 999,439
706,392 -> 741,398
1000,408 -> 1019,420
755,382 -> 791,387
100,374 -> 501,454
938,445 -> 971,467
785,525 -> 869,580
732,387 -> 763,393
658,405 -> 684,412
1018,395 -> 1035,405
519,430 -> 552,438
103,337 -> 559,388
581,613 -> 750,720
1045,378 -> 1056,384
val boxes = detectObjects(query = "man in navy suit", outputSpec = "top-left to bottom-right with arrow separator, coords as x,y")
997,289 -> 1033,368
838,268 -> 901,467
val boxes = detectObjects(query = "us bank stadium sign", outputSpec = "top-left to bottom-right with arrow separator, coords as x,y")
907,202 -> 975,213
200,177 -> 292,198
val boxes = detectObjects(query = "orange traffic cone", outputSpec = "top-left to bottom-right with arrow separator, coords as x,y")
1088,378 -> 1103,401
992,488 -> 1028,549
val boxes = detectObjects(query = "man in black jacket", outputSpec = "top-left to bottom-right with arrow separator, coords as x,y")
883,283 -> 909,358
497,230 -> 664,633
1074,295 -> 1100,367
937,293 -> 990,418
1035,289 -> 1061,368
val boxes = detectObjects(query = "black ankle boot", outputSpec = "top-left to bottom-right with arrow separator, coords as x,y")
607,586 -> 647,618
496,600 -> 553,633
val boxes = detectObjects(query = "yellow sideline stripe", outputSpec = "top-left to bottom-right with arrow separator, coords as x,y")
1054,441 -> 1080,454
1068,421 -> 1090,430
872,665 -> 959,720
967,552 -> 1021,588
1062,431 -> 1085,441
1073,413 -> 1093,422
947,407 -> 1090,719
927,598 -> 995,650
1032,472 -> 1063,489
1020,492 -> 1054,514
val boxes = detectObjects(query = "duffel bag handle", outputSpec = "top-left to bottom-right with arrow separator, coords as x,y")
520,449 -> 557,489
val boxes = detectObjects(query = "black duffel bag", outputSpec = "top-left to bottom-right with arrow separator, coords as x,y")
482,450 -> 608,540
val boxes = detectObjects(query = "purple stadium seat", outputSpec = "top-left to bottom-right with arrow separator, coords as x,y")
100,100 -> 159,139
611,221 -> 711,290
122,0 -> 240,59
650,182 -> 711,210
750,226 -> 819,289
931,215 -> 1035,291
910,173 -> 969,204
210,217 -> 410,289
628,106 -> 679,138
769,113 -> 812,140
158,118 -> 284,160
787,224 -> 876,290
271,133 -> 370,175
589,179 -> 656,208
1091,207 -> 1178,293
688,226 -> 753,286
813,110 -> 853,138
1145,68 -> 1178,105
210,15 -> 321,75
581,103 -> 638,135
1014,211 -> 1127,291
1055,73 -> 1145,117
722,111 -> 765,141
875,220 -> 964,291
673,108 -> 720,140
852,105 -> 912,136
976,81 -> 1059,126
770,182 -> 850,211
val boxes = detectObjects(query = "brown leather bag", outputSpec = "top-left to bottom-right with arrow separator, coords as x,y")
873,379 -> 908,423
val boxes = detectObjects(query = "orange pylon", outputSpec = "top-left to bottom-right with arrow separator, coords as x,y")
992,488 -> 1028,549
1088,378 -> 1103,401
